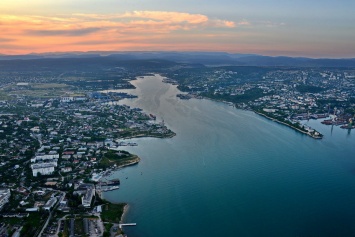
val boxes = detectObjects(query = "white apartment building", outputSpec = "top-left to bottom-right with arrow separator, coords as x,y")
31,162 -> 57,176
31,153 -> 59,163
82,186 -> 95,208
43,197 -> 57,211
0,189 -> 10,210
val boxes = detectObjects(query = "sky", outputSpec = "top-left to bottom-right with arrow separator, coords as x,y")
1,0 -> 355,57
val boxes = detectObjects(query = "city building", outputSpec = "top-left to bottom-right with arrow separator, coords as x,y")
0,189 -> 10,210
43,197 -> 57,211
31,162 -> 57,176
81,185 -> 95,208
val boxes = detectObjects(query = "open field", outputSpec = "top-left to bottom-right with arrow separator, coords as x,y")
31,83 -> 70,89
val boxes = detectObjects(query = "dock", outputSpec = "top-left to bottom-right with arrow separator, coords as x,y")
119,223 -> 137,229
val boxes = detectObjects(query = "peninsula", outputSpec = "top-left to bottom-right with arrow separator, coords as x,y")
0,58 -> 176,236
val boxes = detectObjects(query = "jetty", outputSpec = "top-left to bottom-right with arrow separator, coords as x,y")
119,223 -> 137,228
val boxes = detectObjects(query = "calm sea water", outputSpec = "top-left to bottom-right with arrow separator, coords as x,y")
104,75 -> 355,237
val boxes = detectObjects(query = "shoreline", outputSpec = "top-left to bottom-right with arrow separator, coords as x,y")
184,94 -> 323,139
168,78 -> 327,140
99,156 -> 137,235
99,75 -> 176,234
121,204 -> 129,223
123,132 -> 176,139
254,111 -> 323,139
178,90 -> 323,140
185,94 -> 323,139
116,156 -> 141,169
98,155 -> 138,235
96,155 -> 140,198
98,155 -> 141,181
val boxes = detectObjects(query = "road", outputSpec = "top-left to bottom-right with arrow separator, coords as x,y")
37,192 -> 65,237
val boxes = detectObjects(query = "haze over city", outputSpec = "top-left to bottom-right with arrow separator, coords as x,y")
1,0 -> 355,57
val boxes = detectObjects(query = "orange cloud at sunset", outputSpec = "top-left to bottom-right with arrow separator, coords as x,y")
0,11 -> 239,54
0,0 -> 354,57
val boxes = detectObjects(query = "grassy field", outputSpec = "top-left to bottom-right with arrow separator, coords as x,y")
21,212 -> 47,237
61,220 -> 69,237
99,155 -> 140,168
32,83 -> 70,89
0,90 -> 14,100
1,83 -> 76,98
99,150 -> 140,169
74,218 -> 85,237
101,203 -> 126,223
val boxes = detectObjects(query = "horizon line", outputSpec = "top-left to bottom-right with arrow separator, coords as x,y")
1,50 -> 355,60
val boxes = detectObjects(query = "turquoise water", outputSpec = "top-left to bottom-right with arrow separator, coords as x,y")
104,75 -> 355,237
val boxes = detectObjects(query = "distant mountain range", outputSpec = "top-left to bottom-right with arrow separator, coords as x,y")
1,51 -> 355,67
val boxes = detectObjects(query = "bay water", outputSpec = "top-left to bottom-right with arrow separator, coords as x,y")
104,75 -> 355,237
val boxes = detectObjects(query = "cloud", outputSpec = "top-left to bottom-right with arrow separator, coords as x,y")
237,20 -> 251,26
122,11 -> 209,24
1,11 -> 236,36
0,11 -> 240,54
257,21 -> 286,28
0,38 -> 14,43
26,27 -> 101,36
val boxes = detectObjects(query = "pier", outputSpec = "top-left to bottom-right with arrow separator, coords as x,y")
119,223 -> 137,228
